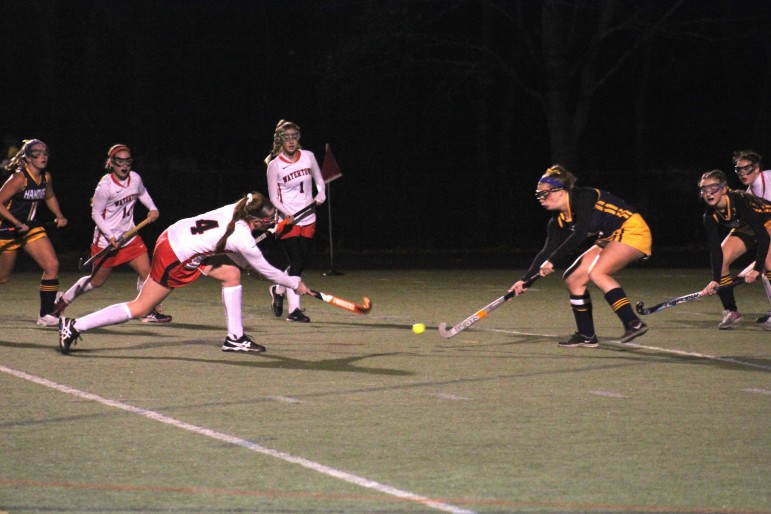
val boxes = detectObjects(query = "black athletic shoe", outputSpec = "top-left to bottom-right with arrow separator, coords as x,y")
58,317 -> 81,355
269,285 -> 284,317
222,334 -> 266,353
286,308 -> 310,323
620,320 -> 648,343
756,311 -> 771,323
558,332 -> 599,348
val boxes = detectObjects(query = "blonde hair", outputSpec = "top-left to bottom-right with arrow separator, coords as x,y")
263,119 -> 301,165
214,192 -> 273,253
3,139 -> 46,173
539,164 -> 577,190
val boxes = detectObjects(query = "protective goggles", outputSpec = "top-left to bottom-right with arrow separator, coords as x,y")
734,163 -> 756,177
535,188 -> 563,200
699,183 -> 725,196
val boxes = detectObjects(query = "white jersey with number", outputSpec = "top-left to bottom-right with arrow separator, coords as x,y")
747,170 -> 771,201
91,171 -> 158,247
166,203 -> 300,290
266,149 -> 325,225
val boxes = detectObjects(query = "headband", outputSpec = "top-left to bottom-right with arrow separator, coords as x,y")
246,193 -> 254,205
22,139 -> 45,156
538,177 -> 564,188
108,144 -> 131,158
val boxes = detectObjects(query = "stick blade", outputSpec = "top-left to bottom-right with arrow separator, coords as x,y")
357,297 -> 373,314
438,322 -> 456,339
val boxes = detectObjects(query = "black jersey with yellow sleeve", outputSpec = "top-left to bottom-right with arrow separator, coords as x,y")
522,187 -> 637,279
703,190 -> 771,281
1,167 -> 48,230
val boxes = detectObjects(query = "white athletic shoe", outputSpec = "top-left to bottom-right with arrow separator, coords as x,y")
36,314 -> 59,327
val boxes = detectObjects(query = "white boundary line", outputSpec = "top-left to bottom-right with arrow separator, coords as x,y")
488,328 -> 771,371
0,365 -> 476,514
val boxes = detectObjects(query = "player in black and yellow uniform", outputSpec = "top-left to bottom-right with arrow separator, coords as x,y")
0,139 -> 68,326
698,169 -> 771,330
510,165 -> 652,347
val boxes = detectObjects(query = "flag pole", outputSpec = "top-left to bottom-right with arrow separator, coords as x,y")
321,143 -> 343,276
323,182 -> 342,276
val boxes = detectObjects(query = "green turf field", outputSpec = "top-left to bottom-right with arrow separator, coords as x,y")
1,268 -> 769,513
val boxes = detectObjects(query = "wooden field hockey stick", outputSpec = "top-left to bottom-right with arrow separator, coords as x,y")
308,290 -> 372,314
254,202 -> 316,244
79,216 -> 153,270
438,274 -> 540,339
635,277 -> 746,315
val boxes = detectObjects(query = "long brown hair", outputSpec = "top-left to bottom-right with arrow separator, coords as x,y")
214,192 -> 273,253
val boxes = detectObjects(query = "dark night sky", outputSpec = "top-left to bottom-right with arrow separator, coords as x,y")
2,0 -> 771,267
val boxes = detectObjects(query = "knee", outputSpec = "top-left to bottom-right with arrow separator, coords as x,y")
43,258 -> 60,276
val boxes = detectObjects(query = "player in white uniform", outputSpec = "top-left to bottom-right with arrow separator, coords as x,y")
265,120 -> 325,322
58,192 -> 311,354
54,145 -> 171,323
733,149 -> 771,327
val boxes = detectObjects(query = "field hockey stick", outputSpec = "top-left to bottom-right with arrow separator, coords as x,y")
254,202 -> 316,244
79,216 -> 153,270
0,220 -> 59,252
635,277 -> 746,315
308,290 -> 372,314
438,274 -> 541,339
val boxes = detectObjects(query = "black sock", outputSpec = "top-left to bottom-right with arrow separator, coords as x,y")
570,292 -> 595,337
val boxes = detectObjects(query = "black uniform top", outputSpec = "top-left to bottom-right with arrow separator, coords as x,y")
522,187 -> 638,279
703,190 -> 771,281
1,166 -> 48,230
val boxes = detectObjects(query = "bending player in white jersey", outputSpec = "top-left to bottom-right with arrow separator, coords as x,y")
732,149 -> 771,327
54,144 -> 171,323
58,192 -> 310,354
265,120 -> 325,322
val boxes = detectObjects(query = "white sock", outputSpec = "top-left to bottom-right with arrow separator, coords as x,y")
75,303 -> 132,332
286,287 -> 300,313
222,285 -> 243,339
62,275 -> 95,304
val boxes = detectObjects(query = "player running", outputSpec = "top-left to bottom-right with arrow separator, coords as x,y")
58,192 -> 311,354
509,165 -> 652,347
264,120 -> 325,322
55,144 -> 171,323
698,169 -> 771,330
0,139 -> 68,326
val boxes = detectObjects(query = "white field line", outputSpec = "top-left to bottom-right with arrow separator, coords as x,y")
488,328 -> 771,371
0,365 -> 476,514
744,388 -> 771,395
588,390 -> 625,398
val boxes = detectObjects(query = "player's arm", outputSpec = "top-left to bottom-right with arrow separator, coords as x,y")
309,152 -> 326,204
43,172 -> 67,227
266,161 -> 291,218
0,172 -> 28,230
91,182 -> 118,245
136,177 -> 160,223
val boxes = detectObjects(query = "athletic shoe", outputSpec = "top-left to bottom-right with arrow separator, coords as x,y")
620,320 -> 648,343
36,314 -> 59,327
53,292 -> 68,316
222,334 -> 266,353
286,308 -> 310,323
755,311 -> 771,323
58,317 -> 80,355
718,310 -> 742,330
140,309 -> 172,323
558,332 -> 599,348
269,285 -> 284,317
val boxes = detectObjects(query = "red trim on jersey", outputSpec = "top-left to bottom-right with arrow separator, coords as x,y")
278,150 -> 302,164
109,173 -> 131,187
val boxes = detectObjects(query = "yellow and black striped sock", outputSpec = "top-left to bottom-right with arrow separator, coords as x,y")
604,287 -> 638,327
39,278 -> 59,316
717,274 -> 737,311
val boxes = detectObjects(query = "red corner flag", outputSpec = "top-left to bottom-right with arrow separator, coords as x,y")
321,144 -> 343,184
